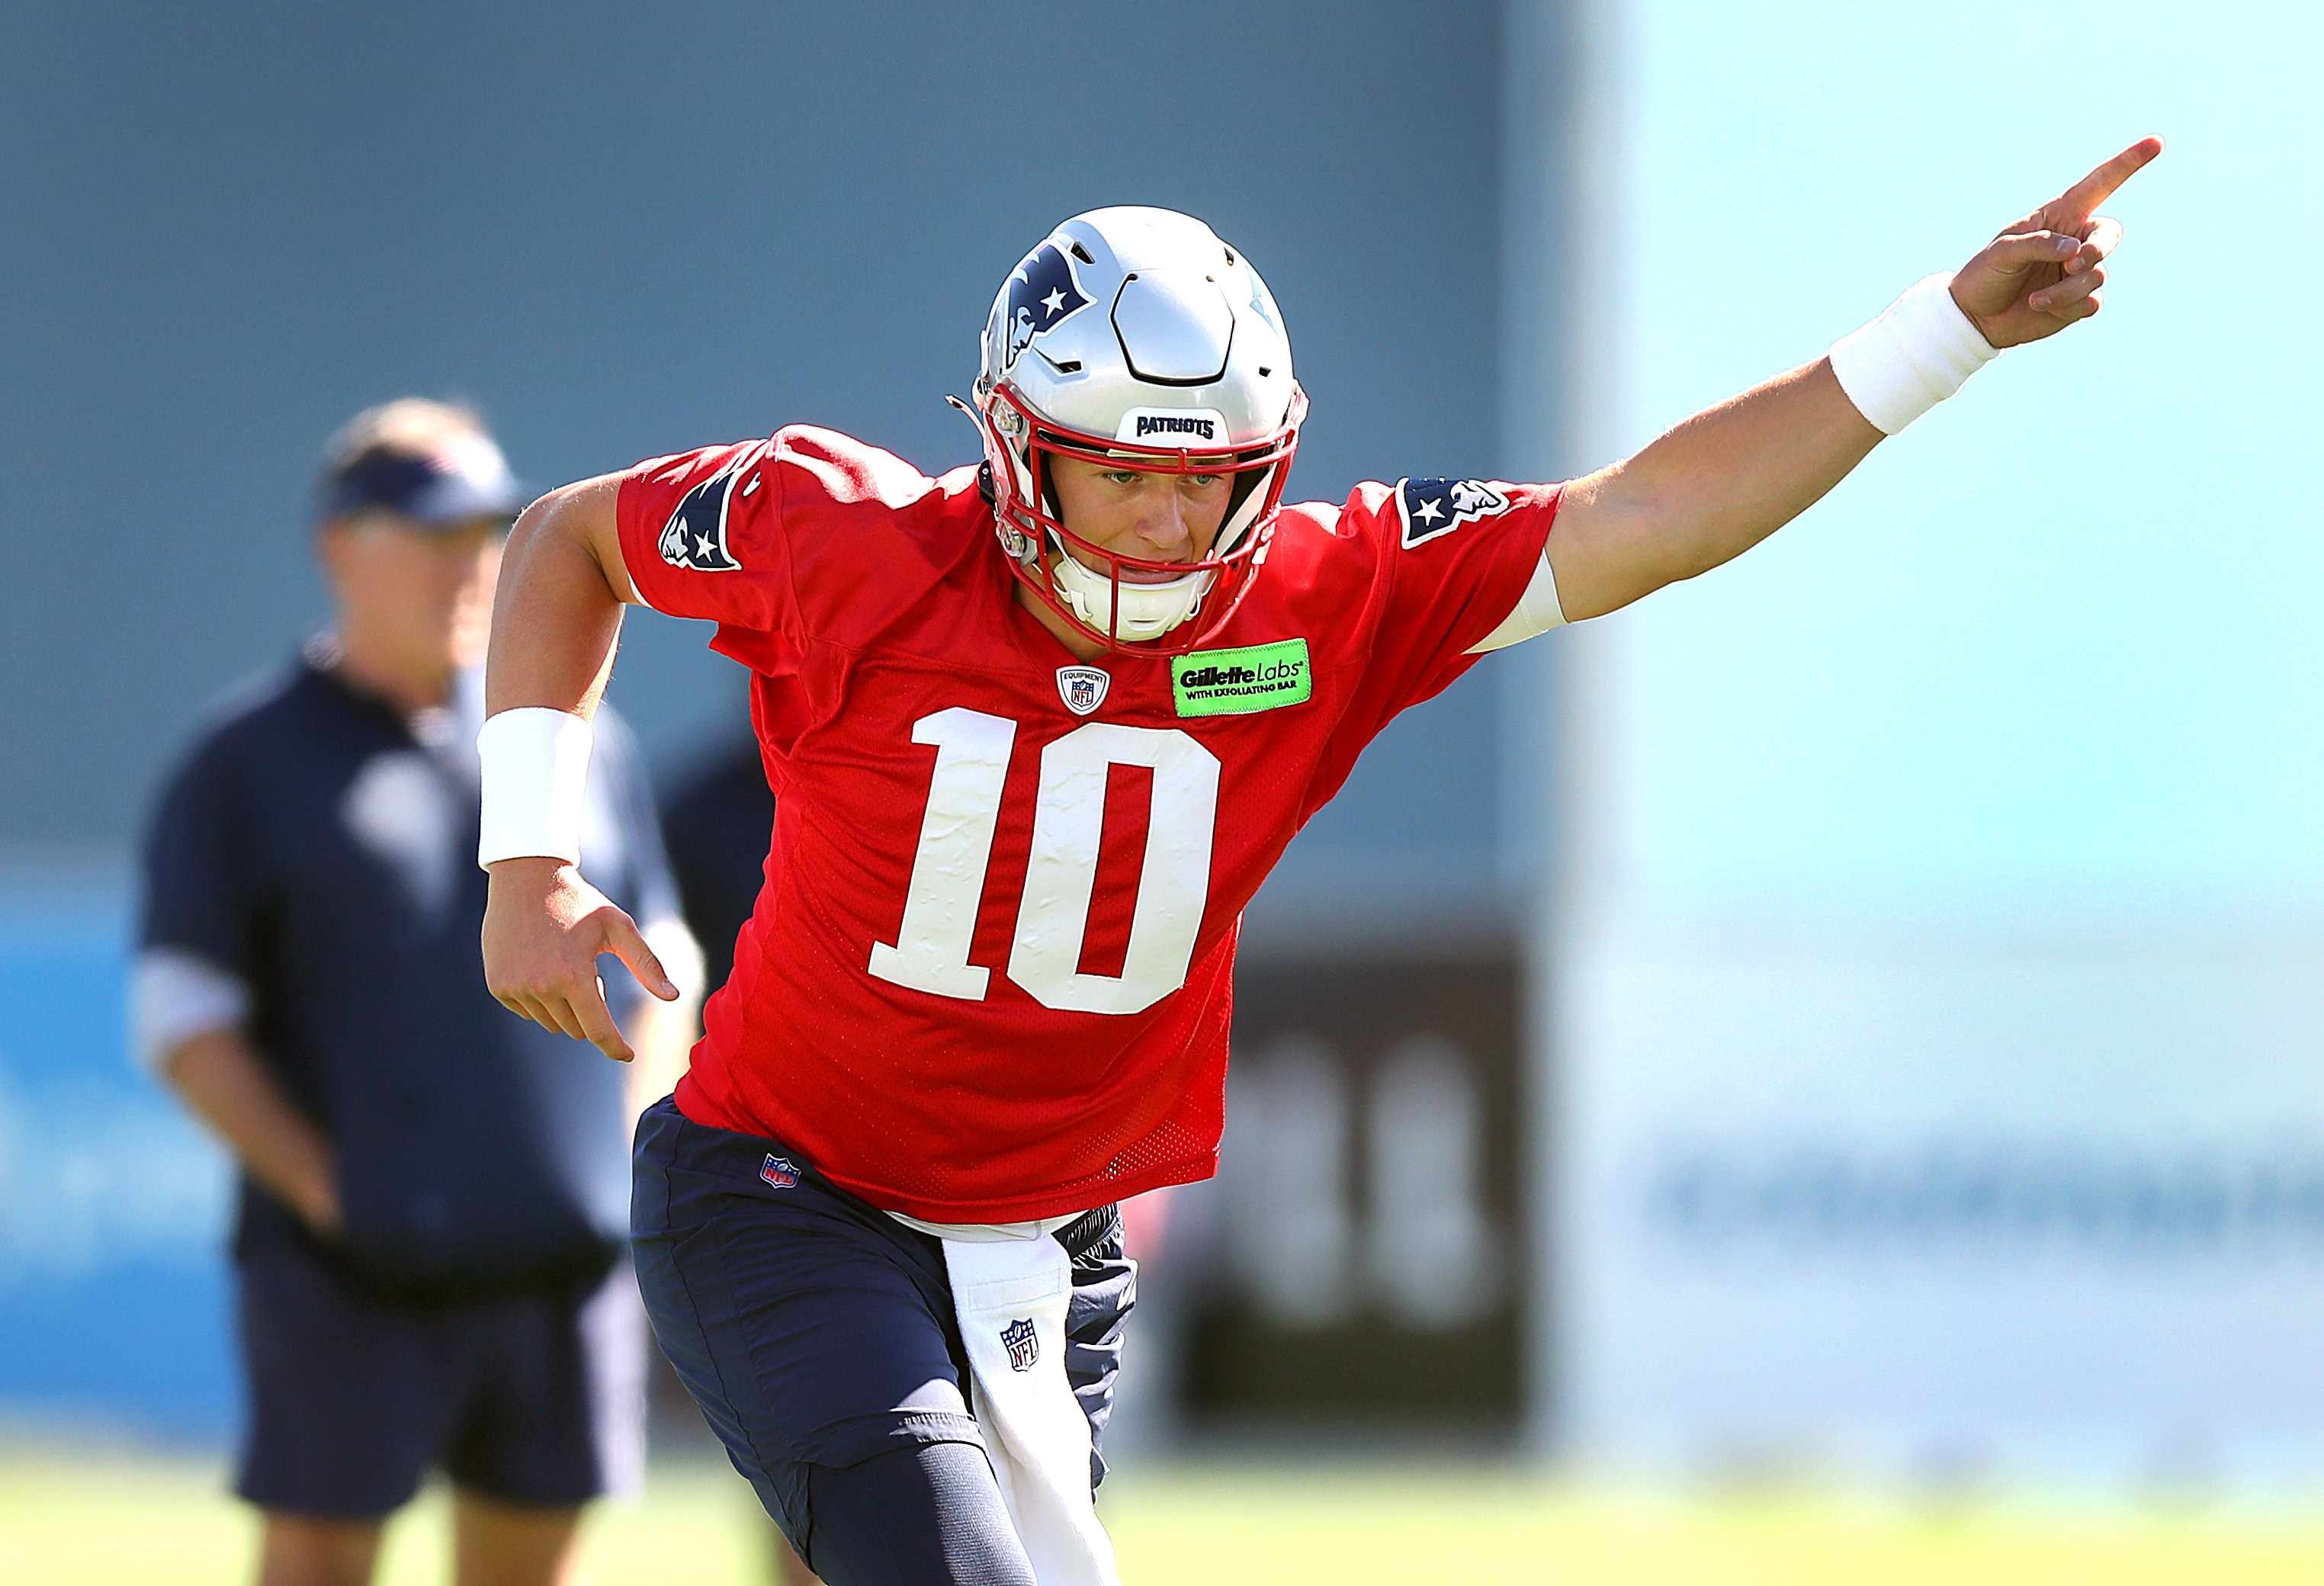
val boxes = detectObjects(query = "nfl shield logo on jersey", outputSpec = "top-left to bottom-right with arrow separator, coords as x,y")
759,1154 -> 800,1190
1001,1317 -> 1039,1372
1054,665 -> 1109,716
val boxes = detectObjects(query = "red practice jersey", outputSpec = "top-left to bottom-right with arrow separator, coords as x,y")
618,427 -> 1558,1222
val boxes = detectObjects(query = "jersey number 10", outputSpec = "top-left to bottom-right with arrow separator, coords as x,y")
868,707 -> 1220,1016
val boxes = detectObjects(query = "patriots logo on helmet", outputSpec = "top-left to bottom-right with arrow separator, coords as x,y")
1000,1317 -> 1039,1372
1003,242 -> 1092,371
1394,477 -> 1512,550
659,464 -> 748,572
759,1154 -> 800,1190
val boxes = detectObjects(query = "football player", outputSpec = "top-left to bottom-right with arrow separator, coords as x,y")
480,140 -> 2158,1585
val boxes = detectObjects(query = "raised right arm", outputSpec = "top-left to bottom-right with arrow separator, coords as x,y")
480,475 -> 679,1062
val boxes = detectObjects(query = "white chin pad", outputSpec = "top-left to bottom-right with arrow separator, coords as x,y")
1049,539 -> 1211,640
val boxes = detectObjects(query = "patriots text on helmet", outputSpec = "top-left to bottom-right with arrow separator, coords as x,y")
1132,415 -> 1217,441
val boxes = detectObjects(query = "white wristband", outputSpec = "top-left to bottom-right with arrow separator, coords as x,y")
477,707 -> 595,868
1827,271 -> 2001,435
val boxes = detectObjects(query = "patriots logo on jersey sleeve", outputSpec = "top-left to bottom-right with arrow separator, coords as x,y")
659,464 -> 747,572
1003,243 -> 1092,371
1394,477 -> 1511,550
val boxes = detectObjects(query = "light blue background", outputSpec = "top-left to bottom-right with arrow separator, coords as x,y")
1606,0 -> 2318,921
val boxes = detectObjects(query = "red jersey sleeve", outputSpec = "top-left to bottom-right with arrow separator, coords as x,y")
1349,475 -> 1562,709
617,437 -> 794,662
615,426 -> 958,676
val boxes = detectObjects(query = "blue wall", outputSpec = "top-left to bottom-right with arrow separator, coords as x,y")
1,0 -> 1512,871
1607,0 -> 2311,923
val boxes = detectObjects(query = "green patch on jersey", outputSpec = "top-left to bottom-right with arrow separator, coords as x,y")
1171,638 -> 1313,718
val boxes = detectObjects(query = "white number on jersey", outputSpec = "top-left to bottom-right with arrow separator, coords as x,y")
868,710 -> 1220,1015
865,708 -> 1016,1000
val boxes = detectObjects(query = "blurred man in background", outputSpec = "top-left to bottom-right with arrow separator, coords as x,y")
134,400 -> 700,1586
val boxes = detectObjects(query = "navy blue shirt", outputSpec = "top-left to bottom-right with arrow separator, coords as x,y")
140,646 -> 681,1299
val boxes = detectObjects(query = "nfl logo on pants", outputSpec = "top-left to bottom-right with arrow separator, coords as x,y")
759,1154 -> 800,1189
1001,1317 -> 1039,1372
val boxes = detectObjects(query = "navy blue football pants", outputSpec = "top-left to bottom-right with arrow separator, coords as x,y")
630,1098 -> 1134,1585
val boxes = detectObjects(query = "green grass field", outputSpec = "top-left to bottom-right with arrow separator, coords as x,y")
10,1447 -> 2324,1584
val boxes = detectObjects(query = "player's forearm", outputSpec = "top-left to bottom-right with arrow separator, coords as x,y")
1548,358 -> 1881,621
486,477 -> 632,718
162,1026 -> 341,1235
479,476 -> 683,1057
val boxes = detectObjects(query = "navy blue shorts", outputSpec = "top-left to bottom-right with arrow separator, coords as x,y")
631,1098 -> 1134,1552
233,1236 -> 646,1519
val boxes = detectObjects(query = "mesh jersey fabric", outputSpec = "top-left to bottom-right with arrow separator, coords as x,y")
617,426 -> 1558,1222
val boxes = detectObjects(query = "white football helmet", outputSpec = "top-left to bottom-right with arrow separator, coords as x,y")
965,207 -> 1305,653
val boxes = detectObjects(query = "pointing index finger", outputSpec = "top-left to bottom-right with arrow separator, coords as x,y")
2050,136 -> 2163,228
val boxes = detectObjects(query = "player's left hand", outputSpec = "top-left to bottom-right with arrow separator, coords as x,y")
1950,136 -> 2162,348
